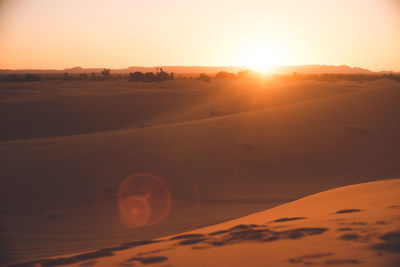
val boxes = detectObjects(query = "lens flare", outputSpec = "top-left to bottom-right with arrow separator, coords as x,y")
118,173 -> 171,227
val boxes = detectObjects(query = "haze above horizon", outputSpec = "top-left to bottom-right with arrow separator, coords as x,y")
0,0 -> 399,71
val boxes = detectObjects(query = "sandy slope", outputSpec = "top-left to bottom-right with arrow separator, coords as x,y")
10,178 -> 400,266
0,79 -> 364,141
0,80 -> 399,264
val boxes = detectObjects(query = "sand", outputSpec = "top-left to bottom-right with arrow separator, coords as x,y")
0,78 -> 399,266
12,178 -> 400,266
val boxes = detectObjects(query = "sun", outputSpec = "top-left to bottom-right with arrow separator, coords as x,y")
240,44 -> 286,73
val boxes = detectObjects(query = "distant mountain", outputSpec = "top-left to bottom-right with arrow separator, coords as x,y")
0,65 -> 397,75
0,66 -> 243,75
270,65 -> 373,74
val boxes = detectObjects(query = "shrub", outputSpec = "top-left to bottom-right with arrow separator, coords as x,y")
215,71 -> 236,79
198,73 -> 211,82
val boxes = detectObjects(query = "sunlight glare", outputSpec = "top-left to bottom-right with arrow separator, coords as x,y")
240,43 -> 287,74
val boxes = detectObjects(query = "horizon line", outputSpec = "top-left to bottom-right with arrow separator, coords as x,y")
0,64 -> 399,73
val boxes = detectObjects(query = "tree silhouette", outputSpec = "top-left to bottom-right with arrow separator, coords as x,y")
63,72 -> 72,80
143,72 -> 155,82
80,73 -> 88,80
128,70 -> 174,82
101,69 -> 111,80
198,73 -> 211,82
215,71 -> 236,79
90,72 -> 97,81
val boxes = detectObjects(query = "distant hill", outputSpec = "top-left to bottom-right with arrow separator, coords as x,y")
0,66 -> 243,75
0,65 -> 398,75
270,65 -> 374,74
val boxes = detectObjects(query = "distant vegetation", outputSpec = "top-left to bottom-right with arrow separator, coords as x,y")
129,68 -> 174,82
1,68 -> 400,83
215,71 -> 237,79
0,68 -> 174,83
2,73 -> 42,82
198,73 -> 212,82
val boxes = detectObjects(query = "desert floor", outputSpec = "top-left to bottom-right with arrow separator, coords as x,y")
0,78 -> 399,265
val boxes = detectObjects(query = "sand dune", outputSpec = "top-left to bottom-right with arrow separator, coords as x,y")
0,79 -> 363,141
9,178 -> 400,266
0,79 -> 399,265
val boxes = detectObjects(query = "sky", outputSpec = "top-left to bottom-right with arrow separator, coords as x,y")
0,0 -> 399,71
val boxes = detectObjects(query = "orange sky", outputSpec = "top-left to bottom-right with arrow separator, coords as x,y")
0,0 -> 399,71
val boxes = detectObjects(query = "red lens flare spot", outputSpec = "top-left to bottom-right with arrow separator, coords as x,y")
118,173 -> 171,227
